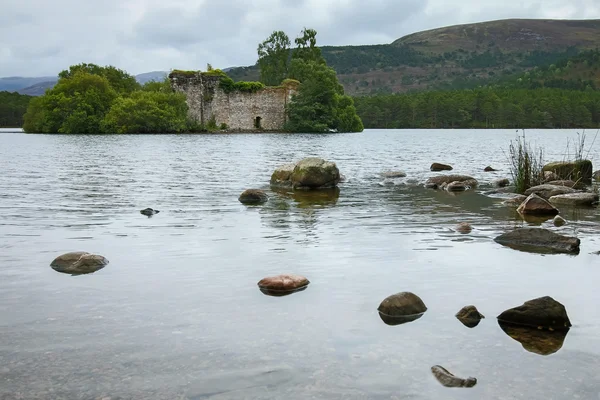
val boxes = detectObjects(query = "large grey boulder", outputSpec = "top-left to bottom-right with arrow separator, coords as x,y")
497,296 -> 571,331
425,175 -> 478,189
543,160 -> 593,184
523,184 -> 576,200
270,158 -> 340,190
50,252 -> 109,275
516,193 -> 559,216
549,192 -> 599,207
494,228 -> 580,254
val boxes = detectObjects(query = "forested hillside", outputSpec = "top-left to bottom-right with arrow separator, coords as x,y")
0,91 -> 31,127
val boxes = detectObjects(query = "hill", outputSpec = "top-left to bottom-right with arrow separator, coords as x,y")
228,18 -> 600,95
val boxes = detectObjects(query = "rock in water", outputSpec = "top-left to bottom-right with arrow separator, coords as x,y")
239,189 -> 269,205
494,178 -> 510,187
430,163 -> 453,172
455,222 -> 472,234
494,228 -> 580,254
516,193 -> 559,216
498,321 -> 568,356
549,193 -> 599,207
140,208 -> 159,216
380,171 -> 407,178
257,274 -> 309,296
497,296 -> 571,331
50,252 -> 109,275
553,215 -> 567,227
377,292 -> 427,325
524,184 -> 576,200
425,175 -> 478,189
484,166 -> 497,172
290,157 -> 340,190
543,160 -> 593,184
456,305 -> 485,328
270,163 -> 296,189
431,365 -> 477,388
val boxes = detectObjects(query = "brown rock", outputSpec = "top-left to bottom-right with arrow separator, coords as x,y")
456,305 -> 485,328
238,189 -> 269,204
517,193 -> 559,216
270,163 -> 296,189
494,228 -> 580,254
257,274 -> 309,296
290,157 -> 340,190
497,296 -> 571,331
377,292 -> 427,319
484,166 -> 497,172
524,184 -> 576,200
425,175 -> 478,189
494,178 -> 510,187
455,222 -> 472,234
498,321 -> 568,356
553,215 -> 567,227
430,163 -> 453,172
431,365 -> 477,388
50,252 -> 109,275
549,192 -> 599,207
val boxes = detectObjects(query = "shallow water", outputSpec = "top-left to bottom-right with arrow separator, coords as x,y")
1,129 -> 599,400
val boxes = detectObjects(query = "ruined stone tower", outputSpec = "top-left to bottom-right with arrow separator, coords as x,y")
169,71 -> 298,132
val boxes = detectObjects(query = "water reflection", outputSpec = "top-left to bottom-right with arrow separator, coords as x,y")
377,312 -> 424,326
498,321 -> 569,355
273,187 -> 340,208
259,285 -> 309,297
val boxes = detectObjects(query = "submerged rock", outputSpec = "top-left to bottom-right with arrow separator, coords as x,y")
257,274 -> 309,297
516,193 -> 559,216
494,178 -> 510,188
524,184 -> 577,200
498,321 -> 568,356
380,171 -> 407,178
377,292 -> 427,325
50,252 -> 109,275
484,166 -> 497,172
494,228 -> 580,254
430,163 -> 453,172
455,222 -> 472,234
543,160 -> 593,184
594,170 -> 600,181
425,175 -> 478,190
239,189 -> 269,205
456,305 -> 485,328
140,208 -> 159,216
549,192 -> 599,207
502,194 -> 527,207
431,365 -> 477,388
290,157 -> 340,190
497,296 -> 571,331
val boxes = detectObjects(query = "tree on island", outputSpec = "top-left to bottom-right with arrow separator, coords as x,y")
257,28 -> 364,133
22,63 -> 190,134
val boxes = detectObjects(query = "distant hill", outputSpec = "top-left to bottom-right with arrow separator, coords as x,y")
228,18 -> 600,95
0,71 -> 169,96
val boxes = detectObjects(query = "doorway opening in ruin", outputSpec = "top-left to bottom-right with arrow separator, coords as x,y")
254,116 -> 262,129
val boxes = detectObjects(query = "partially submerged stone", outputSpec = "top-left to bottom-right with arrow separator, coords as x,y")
455,222 -> 472,234
50,252 -> 109,275
291,157 -> 340,190
553,215 -> 567,227
593,170 -> 600,181
239,189 -> 269,205
484,166 -> 497,172
549,192 -> 599,207
456,305 -> 485,328
497,296 -> 571,331
494,228 -> 580,254
546,180 -> 579,189
543,160 -> 593,184
425,175 -> 478,190
516,193 -> 559,216
446,181 -> 472,192
502,194 -> 527,207
380,171 -> 407,178
257,274 -> 309,297
377,292 -> 427,325
431,365 -> 477,388
498,321 -> 568,356
430,163 -> 453,172
494,178 -> 510,188
270,163 -> 296,189
523,184 -> 577,200
140,208 -> 159,216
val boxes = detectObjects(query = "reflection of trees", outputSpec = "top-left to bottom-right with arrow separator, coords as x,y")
498,321 -> 569,356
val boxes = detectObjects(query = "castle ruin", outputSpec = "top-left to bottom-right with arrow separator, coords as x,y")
169,71 -> 298,132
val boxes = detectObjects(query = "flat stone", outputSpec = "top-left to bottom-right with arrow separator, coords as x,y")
257,274 -> 309,295
50,252 -> 109,275
549,192 -> 599,207
494,228 -> 580,254
524,184 -> 577,200
430,163 -> 453,172
425,175 -> 478,189
380,171 -> 407,178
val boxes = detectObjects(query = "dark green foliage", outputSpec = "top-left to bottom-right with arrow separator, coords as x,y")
219,76 -> 265,93
0,91 -> 31,127
353,87 -> 600,129
508,134 -> 544,194
58,63 -> 140,94
257,31 -> 291,86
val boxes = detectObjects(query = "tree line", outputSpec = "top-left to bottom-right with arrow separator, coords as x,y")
0,91 -> 31,127
353,87 -> 600,129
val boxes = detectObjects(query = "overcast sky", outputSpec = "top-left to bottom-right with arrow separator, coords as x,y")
1,0 -> 599,77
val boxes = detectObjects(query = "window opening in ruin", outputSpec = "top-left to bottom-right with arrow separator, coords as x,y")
254,116 -> 262,129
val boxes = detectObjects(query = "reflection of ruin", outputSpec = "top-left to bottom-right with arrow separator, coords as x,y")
498,321 -> 569,355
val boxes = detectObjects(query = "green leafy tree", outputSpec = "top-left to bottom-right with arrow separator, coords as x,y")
101,91 -> 188,133
257,31 -> 291,86
58,63 -> 140,94
0,91 -> 31,127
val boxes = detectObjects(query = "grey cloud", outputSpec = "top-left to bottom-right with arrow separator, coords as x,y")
0,0 -> 599,77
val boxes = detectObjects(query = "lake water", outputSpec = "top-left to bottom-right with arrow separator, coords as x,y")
1,129 -> 599,400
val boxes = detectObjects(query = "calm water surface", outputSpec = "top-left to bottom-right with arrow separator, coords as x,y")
1,129 -> 600,400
